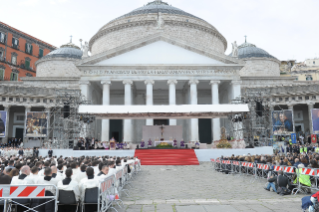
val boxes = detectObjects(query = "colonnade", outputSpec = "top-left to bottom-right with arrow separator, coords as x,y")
80,79 -> 242,143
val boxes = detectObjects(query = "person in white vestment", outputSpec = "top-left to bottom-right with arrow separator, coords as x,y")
73,164 -> 87,183
96,163 -> 109,180
11,166 -> 33,185
38,161 -> 50,176
37,167 -> 59,195
57,168 -> 80,201
92,161 -> 100,176
51,165 -> 63,182
80,167 -> 100,201
28,166 -> 41,184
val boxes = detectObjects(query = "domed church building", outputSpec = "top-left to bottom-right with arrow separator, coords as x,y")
14,0 -> 315,146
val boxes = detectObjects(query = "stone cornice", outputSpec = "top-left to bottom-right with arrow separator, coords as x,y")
241,57 -> 281,64
21,77 -> 80,81
82,33 -> 242,66
35,56 -> 79,66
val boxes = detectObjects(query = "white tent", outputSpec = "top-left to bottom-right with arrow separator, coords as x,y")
78,104 -> 249,119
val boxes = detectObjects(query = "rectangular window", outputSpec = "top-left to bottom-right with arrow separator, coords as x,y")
0,50 -> 3,59
39,49 -> 43,58
11,55 -> 17,65
0,69 -> 4,81
12,38 -> 19,49
25,43 -> 33,55
25,60 -> 30,69
0,32 -> 5,43
10,72 -> 18,81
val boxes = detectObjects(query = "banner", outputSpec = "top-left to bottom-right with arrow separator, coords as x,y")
291,133 -> 296,144
312,134 -> 317,143
0,111 -> 7,137
25,112 -> 48,137
311,109 -> 319,134
272,110 -> 294,135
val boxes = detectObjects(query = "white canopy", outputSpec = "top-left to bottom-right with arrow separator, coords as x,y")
78,104 -> 249,119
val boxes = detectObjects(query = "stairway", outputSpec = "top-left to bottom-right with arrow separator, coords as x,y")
134,149 -> 199,165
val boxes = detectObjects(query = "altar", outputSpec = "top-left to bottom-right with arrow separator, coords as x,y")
154,140 -> 174,147
142,126 -> 183,143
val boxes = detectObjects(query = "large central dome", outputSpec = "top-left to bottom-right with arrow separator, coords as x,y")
113,0 -> 202,21
89,0 -> 227,56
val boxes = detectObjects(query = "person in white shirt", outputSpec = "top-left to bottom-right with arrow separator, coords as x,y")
80,167 -> 100,201
73,164 -> 87,183
57,168 -> 80,201
70,162 -> 80,177
28,166 -> 41,184
11,165 -> 33,185
96,163 -> 109,180
38,161 -> 50,176
51,165 -> 63,182
37,167 -> 59,195
92,160 -> 100,176
107,161 -> 117,177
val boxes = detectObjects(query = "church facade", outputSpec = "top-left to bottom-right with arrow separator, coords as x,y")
1,0 -> 317,145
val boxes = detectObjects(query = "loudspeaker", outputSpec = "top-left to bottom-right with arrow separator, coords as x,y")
63,104 -> 70,118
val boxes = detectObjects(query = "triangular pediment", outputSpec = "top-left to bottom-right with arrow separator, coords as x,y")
78,33 -> 243,66
96,41 -> 225,65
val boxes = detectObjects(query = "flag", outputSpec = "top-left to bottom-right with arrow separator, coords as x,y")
312,134 -> 317,143
281,146 -> 284,153
291,133 -> 297,144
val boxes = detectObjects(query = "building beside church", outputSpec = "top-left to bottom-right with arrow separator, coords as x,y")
1,0 -> 319,146
0,22 -> 56,81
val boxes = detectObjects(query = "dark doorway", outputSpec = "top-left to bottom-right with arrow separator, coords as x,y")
109,120 -> 123,142
154,119 -> 169,125
199,119 -> 212,144
15,128 -> 24,141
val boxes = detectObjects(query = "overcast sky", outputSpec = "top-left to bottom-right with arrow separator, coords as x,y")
2,0 -> 318,61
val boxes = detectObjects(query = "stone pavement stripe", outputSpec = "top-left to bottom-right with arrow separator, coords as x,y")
176,205 -> 207,212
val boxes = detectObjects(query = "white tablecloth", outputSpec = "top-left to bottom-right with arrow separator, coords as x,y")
154,140 -> 174,147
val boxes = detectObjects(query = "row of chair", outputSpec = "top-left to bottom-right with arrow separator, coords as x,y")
210,159 -> 319,195
0,160 -> 142,212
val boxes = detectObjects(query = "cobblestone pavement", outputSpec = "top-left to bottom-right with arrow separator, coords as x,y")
113,163 -> 308,212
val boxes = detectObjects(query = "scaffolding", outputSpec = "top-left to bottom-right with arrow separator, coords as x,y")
228,89 -> 286,147
44,89 -> 97,149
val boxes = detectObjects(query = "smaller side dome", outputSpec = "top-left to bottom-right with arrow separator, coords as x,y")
42,42 -> 83,60
237,41 -> 277,60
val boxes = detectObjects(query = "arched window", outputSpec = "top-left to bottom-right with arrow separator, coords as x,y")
306,75 -> 313,81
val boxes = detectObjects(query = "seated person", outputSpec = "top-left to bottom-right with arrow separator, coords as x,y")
264,170 -> 290,193
294,164 -> 311,192
57,168 -> 80,201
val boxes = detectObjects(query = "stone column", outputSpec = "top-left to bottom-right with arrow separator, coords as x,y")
288,104 -> 295,133
3,105 -> 10,144
123,80 -> 133,143
101,80 -> 111,141
210,81 -> 220,141
145,80 -> 154,126
168,80 -> 177,126
189,79 -> 199,142
80,81 -> 90,101
308,102 -> 315,134
24,105 -> 31,143
231,81 -> 242,100
45,107 -> 51,139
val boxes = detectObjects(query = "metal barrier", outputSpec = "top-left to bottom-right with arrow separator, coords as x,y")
210,159 -> 216,171
232,161 -> 241,176
0,184 -> 58,212
98,175 -> 118,212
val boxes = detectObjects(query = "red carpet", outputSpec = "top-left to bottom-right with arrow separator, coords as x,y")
134,149 -> 199,165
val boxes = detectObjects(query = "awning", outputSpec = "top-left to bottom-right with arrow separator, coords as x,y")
78,104 -> 249,119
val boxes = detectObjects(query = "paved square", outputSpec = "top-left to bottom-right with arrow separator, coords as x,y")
114,163 -> 307,212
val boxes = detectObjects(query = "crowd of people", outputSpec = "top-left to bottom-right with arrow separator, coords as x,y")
76,137 -> 130,150
0,151 -> 140,212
